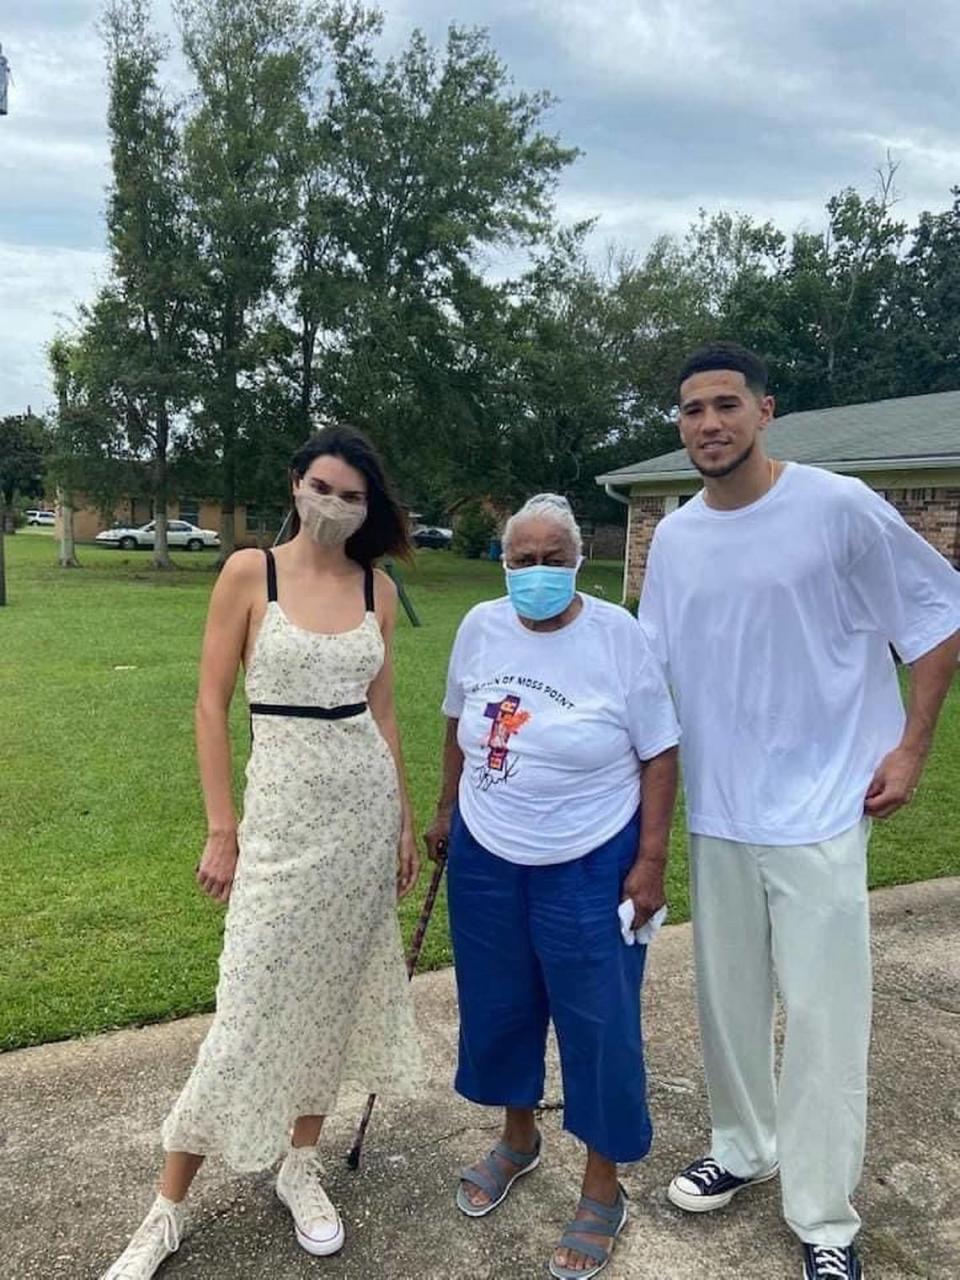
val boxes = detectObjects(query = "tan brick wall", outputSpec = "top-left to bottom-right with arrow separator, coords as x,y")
625,496 -> 667,600
68,507 -> 105,540
197,501 -> 223,534
882,488 -> 960,567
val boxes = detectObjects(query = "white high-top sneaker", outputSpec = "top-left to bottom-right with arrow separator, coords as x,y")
101,1194 -> 183,1279
276,1144 -> 345,1256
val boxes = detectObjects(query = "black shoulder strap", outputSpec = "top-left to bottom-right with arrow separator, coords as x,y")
264,549 -> 278,603
363,564 -> 375,613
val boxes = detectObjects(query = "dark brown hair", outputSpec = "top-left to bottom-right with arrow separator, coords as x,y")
287,425 -> 412,566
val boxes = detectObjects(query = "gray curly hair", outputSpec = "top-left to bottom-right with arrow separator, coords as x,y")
501,493 -> 582,559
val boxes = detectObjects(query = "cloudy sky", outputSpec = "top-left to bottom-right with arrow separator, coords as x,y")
2,0 -> 958,416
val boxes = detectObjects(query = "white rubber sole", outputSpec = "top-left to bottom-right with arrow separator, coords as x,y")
667,1165 -> 779,1214
548,1199 -> 628,1280
456,1151 -> 542,1218
276,1186 -> 346,1256
100,1246 -> 179,1280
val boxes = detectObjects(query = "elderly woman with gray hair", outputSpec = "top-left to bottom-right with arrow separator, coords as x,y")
425,494 -> 680,1279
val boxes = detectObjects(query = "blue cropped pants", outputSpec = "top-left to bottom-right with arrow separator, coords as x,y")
447,807 -> 652,1164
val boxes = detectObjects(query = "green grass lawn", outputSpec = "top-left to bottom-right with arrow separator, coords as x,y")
1,529 -> 957,1051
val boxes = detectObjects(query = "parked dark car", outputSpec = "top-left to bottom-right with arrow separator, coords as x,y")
413,526 -> 453,549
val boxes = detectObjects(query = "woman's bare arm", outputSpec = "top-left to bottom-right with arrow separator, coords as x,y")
194,550 -> 258,901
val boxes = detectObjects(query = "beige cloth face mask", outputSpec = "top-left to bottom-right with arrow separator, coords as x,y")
295,489 -> 367,546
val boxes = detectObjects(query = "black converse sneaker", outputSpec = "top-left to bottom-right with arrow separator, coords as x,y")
802,1244 -> 863,1279
667,1155 -> 779,1212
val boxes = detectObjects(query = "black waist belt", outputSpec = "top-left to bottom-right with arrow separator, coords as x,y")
249,701 -> 367,721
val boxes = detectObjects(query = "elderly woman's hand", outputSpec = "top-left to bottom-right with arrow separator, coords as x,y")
621,855 -> 667,929
424,808 -> 452,863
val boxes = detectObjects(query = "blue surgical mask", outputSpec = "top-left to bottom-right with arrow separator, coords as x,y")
505,563 -> 578,622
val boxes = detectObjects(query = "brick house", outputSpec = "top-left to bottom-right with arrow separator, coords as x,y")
596,390 -> 960,601
58,494 -> 285,544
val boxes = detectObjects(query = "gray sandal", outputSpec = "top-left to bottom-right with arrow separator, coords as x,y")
456,1132 -> 542,1218
548,1185 -> 629,1280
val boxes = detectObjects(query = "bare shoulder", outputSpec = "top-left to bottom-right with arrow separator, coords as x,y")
221,547 -> 266,579
372,566 -> 399,605
213,548 -> 266,602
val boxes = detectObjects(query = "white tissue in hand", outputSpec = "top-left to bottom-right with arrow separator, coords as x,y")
618,900 -> 668,946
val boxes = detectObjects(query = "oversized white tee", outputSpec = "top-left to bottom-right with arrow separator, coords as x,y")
442,593 -> 680,864
639,463 -> 960,845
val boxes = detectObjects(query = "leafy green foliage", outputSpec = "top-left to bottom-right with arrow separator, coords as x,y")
451,501 -> 497,558
0,413 -> 47,507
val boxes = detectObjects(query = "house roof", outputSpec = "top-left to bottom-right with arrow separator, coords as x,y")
596,390 -> 960,487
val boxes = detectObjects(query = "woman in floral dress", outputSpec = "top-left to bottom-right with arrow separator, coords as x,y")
102,426 -> 423,1280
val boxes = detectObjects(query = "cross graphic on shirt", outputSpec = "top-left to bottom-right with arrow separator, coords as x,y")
483,695 -> 530,771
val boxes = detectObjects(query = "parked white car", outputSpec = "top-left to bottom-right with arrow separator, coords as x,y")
96,519 -> 220,551
25,509 -> 56,526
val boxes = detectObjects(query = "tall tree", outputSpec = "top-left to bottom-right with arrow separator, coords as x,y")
504,231 -> 623,504
100,0 -> 195,568
774,164 -> 907,411
887,187 -> 960,397
304,20 -> 577,496
177,0 -> 315,557
47,331 -> 131,568
48,338 -> 82,568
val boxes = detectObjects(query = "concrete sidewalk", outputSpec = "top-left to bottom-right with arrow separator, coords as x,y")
2,879 -> 958,1280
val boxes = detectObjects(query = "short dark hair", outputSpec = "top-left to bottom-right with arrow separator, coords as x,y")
287,424 -> 412,565
677,341 -> 769,401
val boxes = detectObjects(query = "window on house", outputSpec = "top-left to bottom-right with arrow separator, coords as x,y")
179,499 -> 200,526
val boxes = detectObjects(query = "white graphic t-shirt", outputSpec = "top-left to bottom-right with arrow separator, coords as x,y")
639,463 -> 960,846
442,593 -> 680,865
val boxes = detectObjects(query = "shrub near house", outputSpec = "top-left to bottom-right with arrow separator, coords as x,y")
452,502 -> 498,558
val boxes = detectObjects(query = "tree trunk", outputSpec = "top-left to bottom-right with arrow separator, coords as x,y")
58,490 -> 80,568
300,318 -> 318,434
153,503 -> 171,568
826,336 -> 837,406
219,499 -> 236,563
218,421 -> 237,562
152,405 -> 173,570
217,323 -> 239,565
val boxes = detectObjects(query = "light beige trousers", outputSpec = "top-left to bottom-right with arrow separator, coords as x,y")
690,819 -> 872,1246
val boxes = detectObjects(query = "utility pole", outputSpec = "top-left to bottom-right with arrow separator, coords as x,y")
0,43 -> 11,116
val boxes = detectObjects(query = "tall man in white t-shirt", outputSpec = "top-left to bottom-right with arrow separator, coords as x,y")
638,342 -> 960,1280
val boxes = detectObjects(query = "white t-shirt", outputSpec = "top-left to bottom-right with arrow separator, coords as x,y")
639,463 -> 960,846
442,593 -> 680,865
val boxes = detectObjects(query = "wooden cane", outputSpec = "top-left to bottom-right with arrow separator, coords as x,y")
346,840 -> 449,1169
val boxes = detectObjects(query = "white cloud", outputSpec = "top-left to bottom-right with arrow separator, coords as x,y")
0,243 -> 108,415
556,188 -> 829,250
